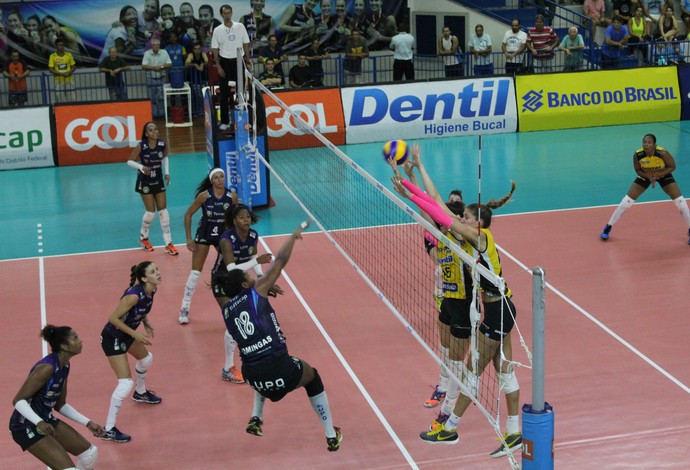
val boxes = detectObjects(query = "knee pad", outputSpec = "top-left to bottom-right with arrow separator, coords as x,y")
136,352 -> 153,373
305,369 -> 325,397
143,211 -> 156,223
499,371 -> 520,394
621,195 -> 635,209
113,378 -> 134,401
76,444 -> 98,470
158,208 -> 170,224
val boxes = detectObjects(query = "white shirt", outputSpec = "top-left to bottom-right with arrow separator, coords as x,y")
502,29 -> 527,64
211,21 -> 250,59
142,49 -> 172,79
390,32 -> 415,60
440,35 -> 459,66
469,33 -> 493,65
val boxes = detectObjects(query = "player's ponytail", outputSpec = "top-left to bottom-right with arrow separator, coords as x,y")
468,181 -> 516,229
41,324 -> 73,353
130,261 -> 153,287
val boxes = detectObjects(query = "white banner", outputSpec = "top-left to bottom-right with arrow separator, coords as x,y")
0,107 -> 54,170
342,78 -> 518,144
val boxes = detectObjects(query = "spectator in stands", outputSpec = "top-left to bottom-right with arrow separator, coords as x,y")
584,0 -> 612,27
527,14 -> 560,73
176,2 -> 200,51
48,38 -> 77,103
199,4 -> 222,52
241,0 -> 273,57
344,29 -> 369,84
277,0 -> 319,55
3,50 -> 29,107
469,24 -> 493,76
390,22 -> 415,81
438,25 -> 463,77
99,47 -> 130,100
681,0 -> 690,39
558,26 -> 585,71
260,34 -> 288,80
628,5 -> 651,60
259,58 -> 284,89
185,41 -> 208,77
502,19 -> 528,76
642,0 -> 662,23
614,0 -> 635,23
305,36 -> 330,86
601,15 -> 629,68
535,0 -> 556,25
165,30 -> 186,69
141,39 -> 171,118
366,0 -> 397,51
656,5 -> 678,42
289,53 -> 315,88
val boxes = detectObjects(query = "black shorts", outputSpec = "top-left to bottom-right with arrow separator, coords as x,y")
242,355 -> 304,402
101,328 -> 135,356
441,297 -> 472,339
634,173 -> 676,189
135,179 -> 165,195
10,416 -> 60,451
479,296 -> 517,341
211,275 -> 228,299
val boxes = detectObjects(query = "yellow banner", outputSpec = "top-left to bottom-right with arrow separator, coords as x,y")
516,67 -> 680,132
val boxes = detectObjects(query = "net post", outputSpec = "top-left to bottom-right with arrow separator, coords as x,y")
522,266 -> 554,469
233,47 -> 252,209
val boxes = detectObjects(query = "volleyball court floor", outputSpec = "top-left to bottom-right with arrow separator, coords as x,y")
1,122 -> 690,468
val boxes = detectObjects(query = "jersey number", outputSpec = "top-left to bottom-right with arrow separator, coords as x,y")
150,169 -> 157,178
234,311 -> 255,340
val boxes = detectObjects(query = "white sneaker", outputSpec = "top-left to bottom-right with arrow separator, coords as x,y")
178,308 -> 189,325
218,123 -> 230,131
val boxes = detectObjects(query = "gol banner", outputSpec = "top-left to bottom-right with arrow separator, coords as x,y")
54,101 -> 152,166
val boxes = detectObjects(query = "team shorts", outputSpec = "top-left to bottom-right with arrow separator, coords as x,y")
101,327 -> 135,356
11,416 -> 61,451
441,297 -> 472,339
634,173 -> 675,189
211,274 -> 228,299
479,296 -> 517,341
135,179 -> 165,195
242,354 -> 304,402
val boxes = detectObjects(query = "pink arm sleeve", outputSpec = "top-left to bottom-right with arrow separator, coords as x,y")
410,194 -> 453,228
400,178 -> 436,205
423,230 -> 438,247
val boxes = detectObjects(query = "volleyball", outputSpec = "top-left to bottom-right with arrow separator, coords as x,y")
382,140 -> 408,165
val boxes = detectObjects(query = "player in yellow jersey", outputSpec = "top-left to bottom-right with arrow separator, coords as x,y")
601,133 -> 690,244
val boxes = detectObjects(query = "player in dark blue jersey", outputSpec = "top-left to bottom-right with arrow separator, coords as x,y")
213,204 -> 276,383
10,325 -> 103,469
178,168 -> 238,325
127,121 -> 179,255
100,261 -> 163,444
213,220 -> 342,451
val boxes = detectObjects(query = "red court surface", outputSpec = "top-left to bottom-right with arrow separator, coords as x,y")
1,202 -> 689,468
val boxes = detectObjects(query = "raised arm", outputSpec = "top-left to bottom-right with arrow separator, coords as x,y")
254,221 -> 308,296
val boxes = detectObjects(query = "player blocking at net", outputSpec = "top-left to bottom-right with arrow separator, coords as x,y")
212,220 -> 343,451
389,145 -> 522,458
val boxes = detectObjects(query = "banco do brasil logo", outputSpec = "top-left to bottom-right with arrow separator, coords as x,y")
522,90 -> 544,113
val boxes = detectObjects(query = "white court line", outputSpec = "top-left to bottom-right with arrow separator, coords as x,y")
259,238 -> 419,470
496,243 -> 690,396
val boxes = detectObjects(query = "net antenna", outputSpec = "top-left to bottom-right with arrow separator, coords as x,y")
251,78 -> 532,469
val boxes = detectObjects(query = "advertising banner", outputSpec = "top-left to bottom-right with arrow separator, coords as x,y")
341,78 -> 518,144
219,136 -> 270,208
265,88 -> 346,150
54,101 -> 152,166
516,68 -> 681,131
0,106 -> 54,170
677,64 -> 690,121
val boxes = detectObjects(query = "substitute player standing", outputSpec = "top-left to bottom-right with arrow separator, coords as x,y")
600,133 -> 690,243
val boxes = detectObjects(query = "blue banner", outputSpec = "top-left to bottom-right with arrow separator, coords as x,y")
0,0 -> 404,68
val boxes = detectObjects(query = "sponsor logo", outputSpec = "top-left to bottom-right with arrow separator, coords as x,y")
348,79 -> 511,126
522,86 -> 678,113
521,90 -> 544,113
266,103 -> 338,137
0,130 -> 43,152
64,116 -> 138,151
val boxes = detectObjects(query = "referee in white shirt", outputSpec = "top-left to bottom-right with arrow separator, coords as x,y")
211,4 -> 251,131
390,22 -> 415,81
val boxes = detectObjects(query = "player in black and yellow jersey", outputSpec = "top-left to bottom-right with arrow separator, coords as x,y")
601,133 -> 690,244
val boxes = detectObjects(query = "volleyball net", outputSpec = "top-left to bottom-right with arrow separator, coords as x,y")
239,75 -> 532,468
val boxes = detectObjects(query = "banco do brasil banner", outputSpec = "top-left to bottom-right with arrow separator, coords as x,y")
0,0 -> 404,68
342,78 -> 519,144
517,67 -> 680,132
